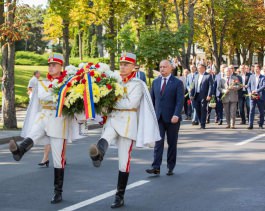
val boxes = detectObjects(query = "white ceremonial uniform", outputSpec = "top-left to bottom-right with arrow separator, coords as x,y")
23,80 -> 68,168
101,78 -> 160,172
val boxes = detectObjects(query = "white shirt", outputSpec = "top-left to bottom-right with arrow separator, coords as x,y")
28,76 -> 38,89
136,71 -> 141,79
160,75 -> 171,90
197,73 -> 204,93
255,74 -> 260,90
241,74 -> 246,91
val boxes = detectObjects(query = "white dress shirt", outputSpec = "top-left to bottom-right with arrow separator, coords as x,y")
160,75 -> 171,90
255,74 -> 260,90
241,74 -> 246,91
197,73 -> 204,93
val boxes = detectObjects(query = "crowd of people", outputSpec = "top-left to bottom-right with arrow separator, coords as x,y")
181,62 -> 265,129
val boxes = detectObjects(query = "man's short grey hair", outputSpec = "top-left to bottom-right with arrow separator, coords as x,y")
160,59 -> 174,68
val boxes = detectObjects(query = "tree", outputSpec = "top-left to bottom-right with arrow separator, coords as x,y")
173,0 -> 197,69
48,0 -> 75,66
137,26 -> 187,84
0,1 -> 29,128
16,5 -> 47,53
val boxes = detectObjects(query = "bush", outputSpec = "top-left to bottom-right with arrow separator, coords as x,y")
15,51 -> 48,65
15,51 -> 111,67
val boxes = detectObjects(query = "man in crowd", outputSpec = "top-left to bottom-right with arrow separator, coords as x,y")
27,70 -> 41,100
238,65 -> 251,124
190,64 -> 213,129
146,60 -> 184,176
247,64 -> 265,129
214,64 -> 226,125
218,66 -> 241,129
180,69 -> 191,120
135,64 -> 147,83
186,64 -> 198,125
206,67 -> 217,124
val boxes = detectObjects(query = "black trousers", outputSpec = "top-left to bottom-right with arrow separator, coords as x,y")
194,94 -> 208,127
152,117 -> 180,171
238,92 -> 250,123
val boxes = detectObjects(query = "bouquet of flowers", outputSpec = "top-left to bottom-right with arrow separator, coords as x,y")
208,95 -> 216,108
49,63 -> 124,119
244,93 -> 260,100
221,78 -> 242,100
231,79 -> 242,89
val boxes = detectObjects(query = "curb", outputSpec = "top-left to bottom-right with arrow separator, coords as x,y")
0,124 -> 102,145
0,136 -> 23,145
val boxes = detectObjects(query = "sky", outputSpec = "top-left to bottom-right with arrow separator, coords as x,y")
19,0 -> 48,7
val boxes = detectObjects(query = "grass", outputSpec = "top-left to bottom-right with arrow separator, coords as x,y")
0,65 -> 48,106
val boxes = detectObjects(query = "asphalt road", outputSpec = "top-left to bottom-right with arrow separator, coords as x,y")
1,120 -> 265,211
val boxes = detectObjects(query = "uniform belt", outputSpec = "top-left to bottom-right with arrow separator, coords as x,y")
42,105 -> 56,110
40,101 -> 53,105
112,108 -> 137,112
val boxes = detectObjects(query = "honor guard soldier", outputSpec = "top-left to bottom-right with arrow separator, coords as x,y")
89,52 -> 160,208
9,53 -> 76,204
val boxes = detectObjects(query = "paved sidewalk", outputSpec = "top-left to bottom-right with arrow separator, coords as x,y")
0,108 -> 101,145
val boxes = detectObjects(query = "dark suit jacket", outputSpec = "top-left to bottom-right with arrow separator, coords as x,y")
151,75 -> 184,123
247,74 -> 265,101
237,72 -> 251,97
190,72 -> 213,99
136,71 -> 147,83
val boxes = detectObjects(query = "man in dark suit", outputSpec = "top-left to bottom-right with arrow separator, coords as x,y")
146,60 -> 184,176
247,64 -> 265,129
190,64 -> 213,129
135,64 -> 147,83
237,65 -> 251,124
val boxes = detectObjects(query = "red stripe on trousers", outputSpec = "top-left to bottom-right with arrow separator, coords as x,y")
61,139 -> 66,169
125,140 -> 134,173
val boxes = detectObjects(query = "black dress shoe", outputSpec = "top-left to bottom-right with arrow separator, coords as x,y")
218,121 -> 223,125
166,170 -> 174,176
146,168 -> 160,175
200,125 -> 206,129
239,121 -> 246,125
247,126 -> 253,129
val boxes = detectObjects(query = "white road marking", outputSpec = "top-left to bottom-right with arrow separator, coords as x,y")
59,180 -> 150,211
235,134 -> 265,146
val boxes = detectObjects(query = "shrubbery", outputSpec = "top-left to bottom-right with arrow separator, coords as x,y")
15,51 -> 110,67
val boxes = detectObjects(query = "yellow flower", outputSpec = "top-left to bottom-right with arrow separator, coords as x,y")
92,83 -> 100,103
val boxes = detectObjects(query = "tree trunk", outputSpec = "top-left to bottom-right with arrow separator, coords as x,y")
108,1 -> 115,71
62,19 -> 70,67
174,0 -> 196,70
1,0 -> 17,129
235,48 -> 241,66
258,47 -> 264,66
248,50 -> 253,66
78,27 -> 83,61
96,25 -> 104,57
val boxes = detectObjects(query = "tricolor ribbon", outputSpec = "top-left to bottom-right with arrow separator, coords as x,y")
56,75 -> 79,117
83,73 -> 95,119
